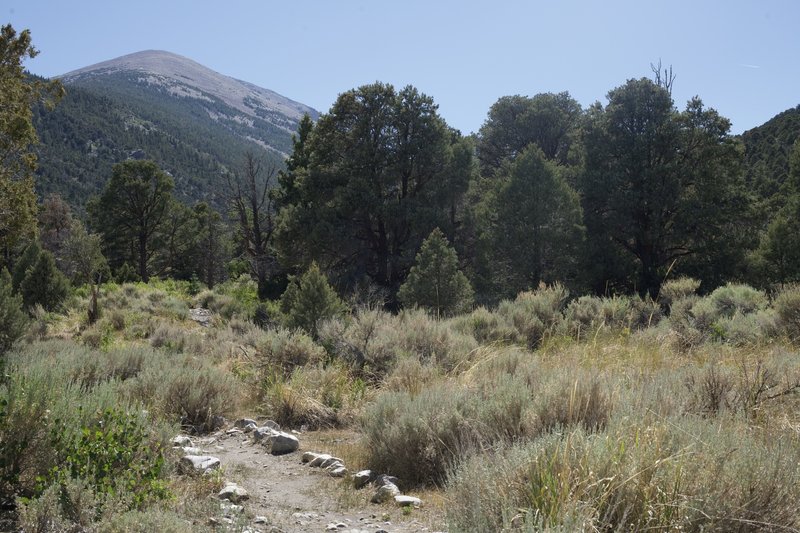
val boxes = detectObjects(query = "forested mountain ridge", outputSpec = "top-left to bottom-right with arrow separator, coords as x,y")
740,105 -> 800,208
32,50 -> 318,209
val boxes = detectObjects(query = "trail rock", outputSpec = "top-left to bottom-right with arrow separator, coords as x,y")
394,495 -> 422,508
302,451 -> 321,463
172,435 -> 193,447
308,453 -> 333,467
261,419 -> 280,430
320,456 -> 344,469
218,482 -> 250,503
180,454 -> 220,474
235,418 -> 258,431
254,428 -> 300,455
374,474 -> 400,489
353,469 -> 373,489
180,446 -> 204,455
370,482 -> 400,503
329,465 -> 348,477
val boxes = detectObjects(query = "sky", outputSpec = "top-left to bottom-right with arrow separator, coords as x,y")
6,0 -> 800,135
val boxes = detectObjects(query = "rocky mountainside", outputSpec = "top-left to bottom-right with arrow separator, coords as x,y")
33,51 -> 318,209
61,50 -> 317,150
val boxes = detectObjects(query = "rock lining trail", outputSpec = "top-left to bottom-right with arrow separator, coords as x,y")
179,423 -> 444,533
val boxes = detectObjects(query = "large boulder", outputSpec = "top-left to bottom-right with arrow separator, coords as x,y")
254,427 -> 300,455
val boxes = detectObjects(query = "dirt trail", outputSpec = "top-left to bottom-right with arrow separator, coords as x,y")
195,429 -> 444,533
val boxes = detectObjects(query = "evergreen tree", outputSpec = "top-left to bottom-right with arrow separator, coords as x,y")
0,25 -> 62,264
11,241 -> 41,292
17,248 -> 69,312
579,78 -> 749,296
483,146 -> 584,298
88,160 -> 174,282
0,268 -> 26,356
398,228 -> 473,317
280,262 -> 346,338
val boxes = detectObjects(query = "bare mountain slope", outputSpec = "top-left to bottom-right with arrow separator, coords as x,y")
61,50 -> 316,135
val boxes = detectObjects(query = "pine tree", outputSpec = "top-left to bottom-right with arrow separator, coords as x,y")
398,228 -> 473,317
17,248 -> 69,312
280,262 -> 346,338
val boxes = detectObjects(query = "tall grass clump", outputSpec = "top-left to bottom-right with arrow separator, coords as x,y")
446,416 -> 800,531
774,284 -> 800,343
260,362 -> 365,429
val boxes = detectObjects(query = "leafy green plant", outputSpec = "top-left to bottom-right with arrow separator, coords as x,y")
46,407 -> 169,509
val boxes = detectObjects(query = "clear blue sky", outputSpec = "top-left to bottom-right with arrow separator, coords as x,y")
7,0 -> 799,135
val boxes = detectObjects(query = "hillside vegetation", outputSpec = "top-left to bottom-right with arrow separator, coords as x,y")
2,278 -> 800,530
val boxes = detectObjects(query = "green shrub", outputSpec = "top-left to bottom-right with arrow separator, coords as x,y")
261,363 -> 363,429
318,309 -> 399,377
254,327 -> 326,374
397,228 -> 473,317
125,359 -> 237,434
708,283 -> 767,317
362,375 -> 533,486
450,306 -> 518,345
46,407 -> 169,509
0,268 -> 27,357
446,417 -> 800,531
658,277 -> 700,310
497,284 -> 567,348
15,247 -> 70,313
280,262 -> 346,337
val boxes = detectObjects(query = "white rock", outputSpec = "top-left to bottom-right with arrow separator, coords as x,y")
172,435 -> 193,447
218,482 -> 249,503
256,429 -> 300,455
353,470 -> 373,489
370,482 -> 400,504
308,453 -> 333,467
253,516 -> 269,524
189,307 -> 212,326
329,466 -> 348,477
180,446 -> 204,455
252,426 -> 277,442
261,419 -> 280,430
374,474 -> 400,488
302,451 -> 322,463
180,455 -> 220,473
320,456 -> 344,468
394,495 -> 422,508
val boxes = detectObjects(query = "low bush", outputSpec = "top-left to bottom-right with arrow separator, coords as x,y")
362,375 -> 534,486
495,284 -> 567,348
658,277 -> 700,310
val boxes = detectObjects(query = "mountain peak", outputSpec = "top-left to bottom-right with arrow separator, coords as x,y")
60,50 -> 317,126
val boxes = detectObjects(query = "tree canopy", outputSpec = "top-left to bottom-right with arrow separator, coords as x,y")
276,82 -> 470,303
0,24 -> 62,262
579,78 -> 749,296
88,160 -> 174,282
